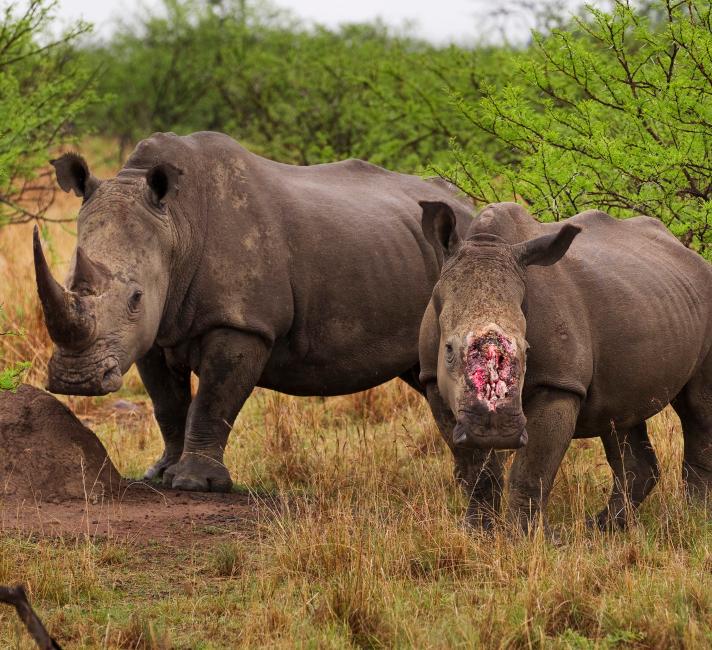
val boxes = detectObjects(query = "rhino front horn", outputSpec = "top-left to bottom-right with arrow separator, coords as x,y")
33,226 -> 95,349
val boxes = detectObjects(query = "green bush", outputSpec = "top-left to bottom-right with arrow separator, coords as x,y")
0,0 -> 97,226
84,0 -> 503,171
10,0 -> 708,259
438,0 -> 712,256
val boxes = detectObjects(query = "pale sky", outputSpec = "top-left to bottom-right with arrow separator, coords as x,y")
54,0 -> 590,45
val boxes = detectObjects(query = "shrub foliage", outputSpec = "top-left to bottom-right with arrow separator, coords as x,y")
2,0 -> 712,256
0,0 -> 96,226
438,0 -> 712,256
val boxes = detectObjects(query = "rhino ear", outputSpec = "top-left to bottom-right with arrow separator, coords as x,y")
146,162 -> 183,208
50,153 -> 100,200
512,224 -> 581,268
419,201 -> 461,262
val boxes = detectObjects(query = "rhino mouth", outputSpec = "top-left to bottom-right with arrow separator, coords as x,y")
464,331 -> 520,412
47,354 -> 122,396
453,408 -> 528,450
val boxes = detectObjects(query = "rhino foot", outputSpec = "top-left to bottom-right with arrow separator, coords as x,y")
463,507 -> 497,533
586,509 -> 628,532
143,449 -> 182,481
163,452 -> 233,493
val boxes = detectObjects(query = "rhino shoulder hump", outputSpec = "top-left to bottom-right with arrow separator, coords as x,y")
338,158 -> 388,175
627,214 -> 676,238
574,209 -> 615,221
575,211 -> 680,246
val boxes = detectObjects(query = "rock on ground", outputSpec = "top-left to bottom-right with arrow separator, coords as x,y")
0,384 -> 120,501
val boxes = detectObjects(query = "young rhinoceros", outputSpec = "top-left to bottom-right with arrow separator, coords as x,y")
34,131 -> 473,492
418,201 -> 712,531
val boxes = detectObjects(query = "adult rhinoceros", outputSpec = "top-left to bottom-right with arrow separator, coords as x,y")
418,200 -> 712,532
34,131 -> 472,492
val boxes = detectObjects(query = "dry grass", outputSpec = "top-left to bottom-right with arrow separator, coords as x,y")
0,149 -> 710,648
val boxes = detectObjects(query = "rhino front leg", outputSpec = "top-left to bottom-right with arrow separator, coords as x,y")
425,383 -> 504,528
454,448 -> 505,530
136,345 -> 191,481
596,421 -> 659,530
506,388 -> 580,534
163,328 -> 270,492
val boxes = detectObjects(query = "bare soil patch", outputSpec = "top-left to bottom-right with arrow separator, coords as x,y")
0,385 -> 266,545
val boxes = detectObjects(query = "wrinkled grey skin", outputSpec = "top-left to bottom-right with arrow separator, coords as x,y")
419,201 -> 712,532
35,131 -> 473,492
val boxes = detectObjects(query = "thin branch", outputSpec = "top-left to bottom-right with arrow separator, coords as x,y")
0,196 -> 74,225
0,584 -> 62,649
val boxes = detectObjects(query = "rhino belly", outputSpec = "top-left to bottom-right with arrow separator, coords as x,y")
576,352 -> 698,434
258,336 -> 417,396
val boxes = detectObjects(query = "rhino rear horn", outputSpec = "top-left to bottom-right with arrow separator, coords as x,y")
33,226 -> 95,348
72,247 -> 110,294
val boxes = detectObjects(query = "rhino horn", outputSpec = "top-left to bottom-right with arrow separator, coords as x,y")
73,246 -> 110,293
33,226 -> 95,348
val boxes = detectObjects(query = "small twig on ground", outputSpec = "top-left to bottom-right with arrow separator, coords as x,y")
0,584 -> 62,649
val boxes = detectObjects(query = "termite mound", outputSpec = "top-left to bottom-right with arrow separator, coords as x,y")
0,384 -> 120,501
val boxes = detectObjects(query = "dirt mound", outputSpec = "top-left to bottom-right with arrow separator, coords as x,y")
0,384 -> 120,502
0,385 -> 264,545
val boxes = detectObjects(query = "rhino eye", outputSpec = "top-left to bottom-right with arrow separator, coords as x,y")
444,342 -> 455,365
128,289 -> 143,313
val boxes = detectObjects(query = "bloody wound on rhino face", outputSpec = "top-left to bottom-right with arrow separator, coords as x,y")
464,331 -> 519,411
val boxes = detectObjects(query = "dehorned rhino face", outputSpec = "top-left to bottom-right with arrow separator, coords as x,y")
419,201 -> 581,450
34,153 -> 181,395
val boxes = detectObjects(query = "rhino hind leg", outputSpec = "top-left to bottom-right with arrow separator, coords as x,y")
399,365 -> 425,396
595,421 -> 659,530
672,362 -> 712,504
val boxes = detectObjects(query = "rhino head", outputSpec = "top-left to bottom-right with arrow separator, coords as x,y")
34,153 -> 181,395
420,201 -> 580,450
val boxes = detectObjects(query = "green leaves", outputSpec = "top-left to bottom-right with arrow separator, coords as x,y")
440,0 -> 712,257
7,0 -> 703,258
0,305 -> 29,391
85,1 -> 489,173
0,0 -> 97,226
0,361 -> 30,391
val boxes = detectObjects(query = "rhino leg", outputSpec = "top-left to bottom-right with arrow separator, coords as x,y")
136,345 -> 191,481
455,448 -> 505,530
163,328 -> 270,492
595,421 -> 659,530
425,383 -> 504,528
506,388 -> 580,534
673,361 -> 712,503
399,365 -> 425,396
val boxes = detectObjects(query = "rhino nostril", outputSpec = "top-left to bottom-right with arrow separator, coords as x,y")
452,422 -> 469,446
102,363 -> 120,384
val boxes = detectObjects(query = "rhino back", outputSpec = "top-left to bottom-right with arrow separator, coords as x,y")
523,210 -> 712,431
246,156 -> 473,393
